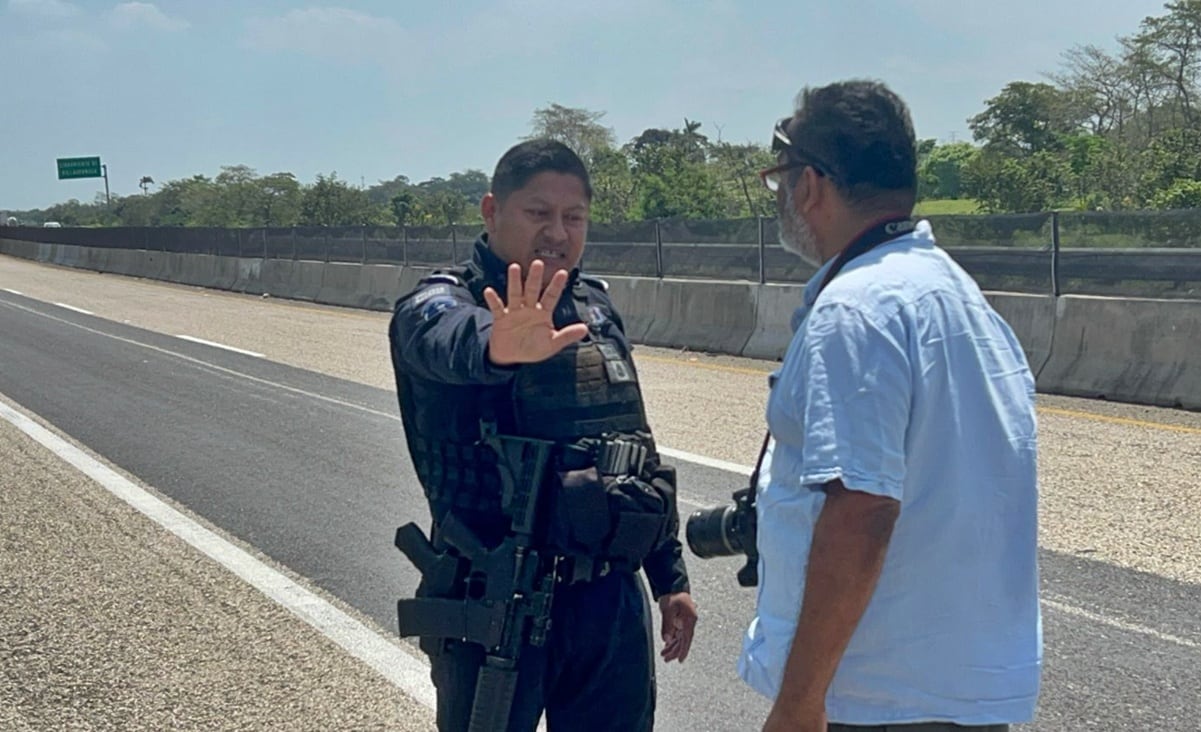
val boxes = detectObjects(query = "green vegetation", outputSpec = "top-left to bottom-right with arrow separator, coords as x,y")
915,199 -> 981,216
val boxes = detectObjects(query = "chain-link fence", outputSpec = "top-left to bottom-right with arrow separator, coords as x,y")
5,210 -> 1201,298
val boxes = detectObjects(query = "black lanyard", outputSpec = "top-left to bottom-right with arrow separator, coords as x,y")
748,215 -> 917,489
815,216 -> 916,298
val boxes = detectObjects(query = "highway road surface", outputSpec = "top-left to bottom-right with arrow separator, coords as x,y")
2,255 -> 1199,731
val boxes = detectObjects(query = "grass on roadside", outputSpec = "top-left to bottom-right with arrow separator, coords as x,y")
915,198 -> 981,215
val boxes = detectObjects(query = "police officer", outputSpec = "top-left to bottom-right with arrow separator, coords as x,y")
388,139 -> 697,732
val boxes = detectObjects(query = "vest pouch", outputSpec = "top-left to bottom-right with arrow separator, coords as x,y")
546,467 -> 669,567
603,475 -> 668,565
548,467 -> 611,557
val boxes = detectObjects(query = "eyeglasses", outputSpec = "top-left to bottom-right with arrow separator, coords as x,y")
759,161 -> 809,192
760,116 -> 838,192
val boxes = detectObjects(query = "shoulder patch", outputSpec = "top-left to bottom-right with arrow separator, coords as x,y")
412,284 -> 451,306
578,274 -> 609,292
420,295 -> 460,321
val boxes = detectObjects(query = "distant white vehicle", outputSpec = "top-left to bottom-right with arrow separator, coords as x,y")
42,221 -> 62,228
3,216 -> 17,226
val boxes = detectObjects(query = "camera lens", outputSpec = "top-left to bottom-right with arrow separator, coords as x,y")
685,505 -> 745,558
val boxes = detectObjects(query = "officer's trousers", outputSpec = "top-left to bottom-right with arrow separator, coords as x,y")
423,569 -> 656,732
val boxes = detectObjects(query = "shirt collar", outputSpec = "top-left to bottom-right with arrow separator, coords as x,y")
800,218 -> 934,309
790,219 -> 934,333
473,233 -> 581,288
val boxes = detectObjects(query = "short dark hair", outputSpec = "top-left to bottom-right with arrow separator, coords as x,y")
491,139 -> 593,203
782,80 -> 917,208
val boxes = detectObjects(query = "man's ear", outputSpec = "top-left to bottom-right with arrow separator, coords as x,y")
792,166 -> 825,216
481,192 -> 497,232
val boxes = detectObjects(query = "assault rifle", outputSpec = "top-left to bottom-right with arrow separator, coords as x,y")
396,422 -> 557,731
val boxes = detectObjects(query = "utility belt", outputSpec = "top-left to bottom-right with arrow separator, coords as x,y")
554,555 -> 614,586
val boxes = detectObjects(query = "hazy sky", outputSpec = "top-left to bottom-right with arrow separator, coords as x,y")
1,0 -> 1171,210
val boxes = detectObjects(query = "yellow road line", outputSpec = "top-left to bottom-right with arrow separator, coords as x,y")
636,353 -> 774,377
638,355 -> 1201,436
1037,406 -> 1201,436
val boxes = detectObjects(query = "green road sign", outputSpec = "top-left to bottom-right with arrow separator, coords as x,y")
57,156 -> 102,180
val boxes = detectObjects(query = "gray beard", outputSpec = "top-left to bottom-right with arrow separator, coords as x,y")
777,188 -> 821,267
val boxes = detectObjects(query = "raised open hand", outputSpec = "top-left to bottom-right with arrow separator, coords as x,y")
483,259 -> 589,366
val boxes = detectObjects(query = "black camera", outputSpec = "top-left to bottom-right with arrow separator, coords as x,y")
685,486 -> 759,587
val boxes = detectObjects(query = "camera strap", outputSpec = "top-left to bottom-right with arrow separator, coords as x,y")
747,431 -> 771,491
750,214 -> 916,485
816,215 -> 916,297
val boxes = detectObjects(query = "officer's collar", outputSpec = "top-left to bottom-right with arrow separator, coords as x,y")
473,234 -> 582,289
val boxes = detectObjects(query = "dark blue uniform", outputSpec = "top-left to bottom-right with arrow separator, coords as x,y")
389,235 -> 690,732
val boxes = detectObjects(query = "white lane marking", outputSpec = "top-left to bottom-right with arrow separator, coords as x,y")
677,494 -> 715,511
0,398 -> 438,711
1042,594 -> 1199,650
659,446 -> 752,477
0,300 -> 390,420
176,335 -> 265,359
6,297 -> 1201,652
54,302 -> 94,315
3,288 -> 23,295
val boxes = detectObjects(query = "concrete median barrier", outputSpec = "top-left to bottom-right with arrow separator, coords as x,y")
100,248 -> 128,276
212,256 -> 239,290
162,253 -> 187,284
603,276 -> 658,343
105,249 -> 141,277
982,292 -> 1056,376
88,247 -> 113,273
259,259 -> 293,298
361,264 -> 407,311
259,259 -> 326,302
175,254 -> 217,288
641,279 -> 757,354
293,261 -> 328,302
315,263 -> 407,311
82,246 -> 107,272
398,266 -> 431,300
0,238 -> 39,260
1039,295 -> 1201,409
140,251 -> 172,282
232,258 -> 264,294
49,244 -> 82,268
742,283 -> 805,361
315,262 -> 363,309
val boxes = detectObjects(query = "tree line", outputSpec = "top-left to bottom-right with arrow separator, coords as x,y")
920,0 -> 1201,212
9,1 -> 1201,226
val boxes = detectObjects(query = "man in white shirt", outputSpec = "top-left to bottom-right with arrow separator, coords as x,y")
739,79 -> 1042,732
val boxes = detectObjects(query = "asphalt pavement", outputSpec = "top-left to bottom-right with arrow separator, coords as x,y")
1,287 -> 1199,730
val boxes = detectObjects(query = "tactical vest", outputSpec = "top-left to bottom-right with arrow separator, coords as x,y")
402,264 -> 650,522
